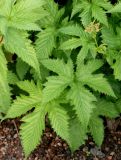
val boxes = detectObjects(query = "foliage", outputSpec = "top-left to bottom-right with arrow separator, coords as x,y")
0,0 -> 121,157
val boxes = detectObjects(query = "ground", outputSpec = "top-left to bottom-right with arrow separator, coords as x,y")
0,119 -> 121,160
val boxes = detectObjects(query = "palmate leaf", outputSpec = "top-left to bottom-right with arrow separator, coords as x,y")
76,60 -> 116,97
8,0 -> 46,30
67,83 -> 96,129
42,59 -> 74,103
4,28 -> 40,77
6,95 -> 42,118
48,101 -> 69,141
0,49 -> 11,113
20,106 -> 45,157
6,80 -> 42,118
80,74 -> 116,97
42,0 -> 64,25
6,80 -> 45,156
59,25 -> 87,50
59,24 -> 98,59
72,0 -> 111,26
42,58 -> 74,78
43,76 -> 69,103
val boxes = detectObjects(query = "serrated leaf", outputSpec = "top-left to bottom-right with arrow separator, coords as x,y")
17,80 -> 42,95
0,49 -> 11,113
76,60 -> 116,97
89,116 -> 104,146
20,106 -> 45,157
112,55 -> 121,80
80,7 -> 92,27
4,28 -> 40,77
67,83 -> 96,129
6,80 -> 42,118
102,27 -> 121,50
16,58 -> 29,80
35,28 -> 56,59
42,58 -> 74,78
81,74 -> 116,97
95,100 -> 119,118
92,4 -> 108,26
0,0 -> 15,17
108,2 -> 121,13
48,102 -> 69,141
43,76 -> 69,103
6,94 -> 42,118
60,38 -> 81,50
67,117 -> 87,152
59,25 -> 83,37
7,70 -> 19,84
8,0 -> 45,30
116,99 -> 121,113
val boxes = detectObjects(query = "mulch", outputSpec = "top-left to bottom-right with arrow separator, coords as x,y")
0,119 -> 121,160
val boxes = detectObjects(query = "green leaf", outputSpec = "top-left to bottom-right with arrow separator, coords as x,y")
6,81 -> 42,118
0,0 -> 15,17
68,117 -> 87,152
6,94 -> 42,118
112,54 -> 121,80
20,106 -> 45,157
17,80 -> 42,95
116,99 -> 121,113
4,28 -> 40,76
102,27 -> 121,50
59,25 -> 83,37
76,60 -> 116,97
43,76 -> 69,103
67,83 -> 96,129
81,74 -> 116,97
9,0 -> 45,30
77,59 -> 104,74
16,58 -> 29,80
48,102 -> 69,141
7,70 -> 19,84
89,116 -> 104,146
35,28 -> 56,59
42,0 -> 64,24
60,38 -> 81,50
76,46 -> 89,65
42,58 -> 74,78
108,2 -> 121,13
95,100 -> 119,118
91,4 -> 108,26
0,49 -> 11,113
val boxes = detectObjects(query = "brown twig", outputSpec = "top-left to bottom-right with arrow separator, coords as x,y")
12,120 -> 19,136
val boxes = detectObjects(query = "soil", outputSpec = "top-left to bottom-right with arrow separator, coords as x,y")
0,119 -> 121,160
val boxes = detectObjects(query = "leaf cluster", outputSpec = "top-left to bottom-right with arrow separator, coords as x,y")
0,0 -> 121,157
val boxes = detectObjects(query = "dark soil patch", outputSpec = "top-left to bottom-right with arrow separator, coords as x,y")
0,120 -> 121,160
